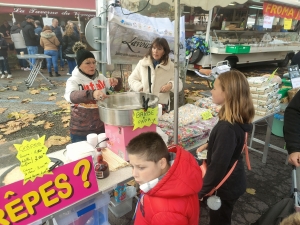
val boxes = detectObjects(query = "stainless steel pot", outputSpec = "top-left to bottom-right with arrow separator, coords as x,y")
98,92 -> 159,126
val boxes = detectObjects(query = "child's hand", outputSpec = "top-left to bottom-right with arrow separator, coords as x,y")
196,143 -> 208,153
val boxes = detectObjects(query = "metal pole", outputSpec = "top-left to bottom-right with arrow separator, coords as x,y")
173,0 -> 180,144
205,9 -> 213,43
12,12 -> 16,23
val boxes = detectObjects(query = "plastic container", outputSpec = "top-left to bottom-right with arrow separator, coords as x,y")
271,114 -> 284,137
54,193 -> 110,225
281,78 -> 292,87
278,87 -> 292,98
226,45 -> 250,54
109,186 -> 136,218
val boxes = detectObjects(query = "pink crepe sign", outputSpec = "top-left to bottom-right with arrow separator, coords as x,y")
0,156 -> 98,225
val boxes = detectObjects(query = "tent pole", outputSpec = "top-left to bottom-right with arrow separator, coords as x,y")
205,9 -> 213,43
174,0 -> 180,144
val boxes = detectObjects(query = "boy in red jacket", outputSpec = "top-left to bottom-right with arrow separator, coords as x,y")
126,132 -> 203,225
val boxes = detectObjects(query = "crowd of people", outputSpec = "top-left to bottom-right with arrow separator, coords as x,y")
0,15 -> 80,79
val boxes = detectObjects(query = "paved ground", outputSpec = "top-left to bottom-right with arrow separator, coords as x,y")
0,65 -> 292,225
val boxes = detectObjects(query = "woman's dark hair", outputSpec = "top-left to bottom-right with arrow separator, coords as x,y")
145,37 -> 170,66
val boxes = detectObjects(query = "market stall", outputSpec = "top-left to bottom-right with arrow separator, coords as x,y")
186,0 -> 300,69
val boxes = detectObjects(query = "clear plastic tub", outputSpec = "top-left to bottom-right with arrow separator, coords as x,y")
54,193 -> 110,225
108,186 -> 136,218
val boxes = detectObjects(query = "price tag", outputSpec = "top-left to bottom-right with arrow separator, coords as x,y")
132,107 -> 158,130
15,135 -> 51,184
201,110 -> 213,120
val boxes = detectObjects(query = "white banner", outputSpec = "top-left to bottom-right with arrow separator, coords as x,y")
107,7 -> 185,65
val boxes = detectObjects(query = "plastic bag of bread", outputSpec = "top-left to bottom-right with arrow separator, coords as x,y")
262,74 -> 282,84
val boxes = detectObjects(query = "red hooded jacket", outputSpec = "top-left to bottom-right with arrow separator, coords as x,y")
134,145 -> 203,225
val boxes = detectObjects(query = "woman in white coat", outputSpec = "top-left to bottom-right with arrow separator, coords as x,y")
128,37 -> 182,112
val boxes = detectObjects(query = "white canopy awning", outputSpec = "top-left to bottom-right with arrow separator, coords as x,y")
125,0 -> 249,10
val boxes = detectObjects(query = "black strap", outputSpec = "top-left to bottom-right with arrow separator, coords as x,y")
148,66 -> 152,93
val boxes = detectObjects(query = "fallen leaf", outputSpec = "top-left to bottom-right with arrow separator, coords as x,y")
61,115 -> 70,123
44,135 -> 71,148
44,121 -> 54,129
0,139 -> 6,144
32,120 -> 46,126
186,81 -> 192,84
8,112 -> 21,119
49,92 -> 58,96
48,96 -> 56,101
0,135 -> 3,139
246,188 -> 256,195
3,126 -> 21,135
21,98 -> 32,103
40,87 -> 50,91
7,96 -> 20,100
56,100 -> 70,109
0,108 -> 7,114
30,89 -> 40,95
11,86 -> 18,91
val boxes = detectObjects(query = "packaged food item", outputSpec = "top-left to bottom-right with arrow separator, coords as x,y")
250,86 -> 273,95
248,77 -> 269,87
114,184 -> 126,203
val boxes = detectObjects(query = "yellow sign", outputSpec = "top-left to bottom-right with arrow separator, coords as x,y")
201,110 -> 213,120
268,67 -> 279,81
284,18 -> 292,30
132,107 -> 158,130
15,135 -> 51,184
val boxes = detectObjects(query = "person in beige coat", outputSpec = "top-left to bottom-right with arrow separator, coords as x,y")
40,25 -> 60,77
128,37 -> 183,112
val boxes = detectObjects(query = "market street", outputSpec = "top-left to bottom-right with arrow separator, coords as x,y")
0,64 -> 291,225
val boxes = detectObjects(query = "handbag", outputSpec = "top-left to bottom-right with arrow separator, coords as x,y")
201,132 -> 251,197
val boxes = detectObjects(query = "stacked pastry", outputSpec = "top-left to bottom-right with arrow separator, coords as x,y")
247,77 -> 281,116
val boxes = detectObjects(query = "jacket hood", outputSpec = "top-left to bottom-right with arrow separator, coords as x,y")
237,122 -> 253,133
41,31 -> 56,39
10,25 -> 21,34
146,145 -> 202,198
141,55 -> 172,71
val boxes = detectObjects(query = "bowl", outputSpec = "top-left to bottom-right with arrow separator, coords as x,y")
98,92 -> 159,126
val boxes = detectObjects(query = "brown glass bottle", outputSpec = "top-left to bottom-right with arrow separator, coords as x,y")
94,147 -> 110,179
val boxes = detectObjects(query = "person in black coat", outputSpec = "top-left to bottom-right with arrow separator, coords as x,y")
0,33 -> 12,78
34,20 -> 46,69
284,90 -> 300,167
21,15 -> 39,70
62,24 -> 79,75
197,70 -> 255,225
